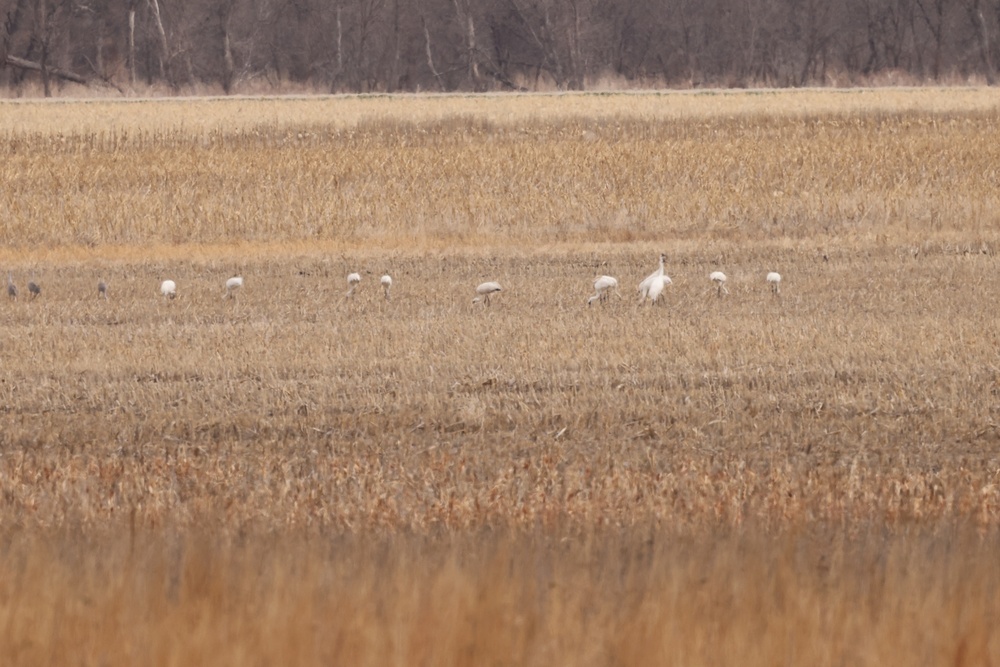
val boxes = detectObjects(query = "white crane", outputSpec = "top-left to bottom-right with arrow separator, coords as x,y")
98,280 -> 108,300
646,274 -> 672,305
7,272 -> 17,301
766,271 -> 781,295
473,281 -> 502,305
639,254 -> 671,304
346,272 -> 361,298
710,271 -> 728,296
588,275 -> 618,306
381,274 -> 392,301
638,253 -> 665,298
160,280 -> 177,299
225,275 -> 243,299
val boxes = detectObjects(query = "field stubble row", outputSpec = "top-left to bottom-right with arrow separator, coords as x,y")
1,248 -> 998,530
3,104 -> 1000,251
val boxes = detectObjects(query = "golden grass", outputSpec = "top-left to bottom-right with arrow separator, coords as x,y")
3,526 -> 997,666
3,87 -> 1000,135
4,92 -> 1000,256
0,91 -> 999,664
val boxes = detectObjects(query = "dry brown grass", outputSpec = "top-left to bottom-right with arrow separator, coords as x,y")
4,91 -> 1000,255
1,91 -> 999,664
3,526 -> 997,666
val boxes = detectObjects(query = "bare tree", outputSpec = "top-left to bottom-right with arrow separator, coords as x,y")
421,12 -> 445,89
915,0 -> 947,79
452,0 -> 480,87
966,0 -> 995,83
147,0 -> 170,84
219,0 -> 236,92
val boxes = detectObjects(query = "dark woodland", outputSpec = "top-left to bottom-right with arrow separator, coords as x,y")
0,0 -> 995,95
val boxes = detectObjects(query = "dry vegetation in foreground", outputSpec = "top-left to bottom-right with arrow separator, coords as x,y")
0,92 -> 999,664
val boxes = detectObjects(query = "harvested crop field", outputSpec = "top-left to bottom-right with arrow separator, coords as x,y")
1,89 -> 999,665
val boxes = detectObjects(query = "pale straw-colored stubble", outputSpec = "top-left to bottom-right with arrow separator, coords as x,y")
1,93 -> 999,664
7,248 -> 997,526
4,103 -> 1000,255
4,87 -> 1000,135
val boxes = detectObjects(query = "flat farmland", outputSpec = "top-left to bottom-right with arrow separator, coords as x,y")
0,90 -> 999,665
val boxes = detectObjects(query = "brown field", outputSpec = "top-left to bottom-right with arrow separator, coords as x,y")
1,90 -> 999,665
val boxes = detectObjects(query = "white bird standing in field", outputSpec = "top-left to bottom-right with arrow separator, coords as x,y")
473,281 -> 502,305
588,275 -> 618,306
381,274 -> 392,301
98,280 -> 108,300
710,271 -> 728,296
646,274 -> 672,305
767,271 -> 781,295
638,254 -> 669,303
160,280 -> 177,299
225,275 -> 243,299
346,272 -> 361,298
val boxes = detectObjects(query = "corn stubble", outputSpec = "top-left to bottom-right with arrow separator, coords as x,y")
1,93 -> 999,665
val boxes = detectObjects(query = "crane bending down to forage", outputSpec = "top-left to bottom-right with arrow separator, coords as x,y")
588,276 -> 619,306
473,281 -> 502,306
225,276 -> 244,299
346,273 -> 361,298
647,274 -> 672,305
710,271 -> 728,296
381,274 -> 392,301
638,253 -> 667,303
98,280 -> 108,300
7,272 -> 17,301
27,276 -> 40,300
160,280 -> 177,299
767,272 -> 781,295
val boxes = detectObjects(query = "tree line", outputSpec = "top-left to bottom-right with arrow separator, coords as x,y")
1,0 -> 998,96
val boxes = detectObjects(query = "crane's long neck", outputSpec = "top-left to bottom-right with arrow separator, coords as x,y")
657,256 -> 664,276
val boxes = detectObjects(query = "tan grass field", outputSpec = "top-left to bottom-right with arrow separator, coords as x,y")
1,90 -> 999,665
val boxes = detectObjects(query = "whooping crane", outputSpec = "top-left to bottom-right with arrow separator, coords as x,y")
767,272 -> 781,295
346,272 -> 361,298
225,276 -> 244,299
647,274 -> 672,305
638,253 -> 666,302
7,272 -> 17,301
98,280 -> 108,300
588,275 -> 619,306
473,281 -> 502,306
381,274 -> 392,301
710,271 -> 728,296
160,280 -> 177,299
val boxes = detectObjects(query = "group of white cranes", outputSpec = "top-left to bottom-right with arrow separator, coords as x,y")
344,272 -> 393,301
588,254 -> 781,307
6,256 -> 782,307
158,275 -> 244,300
